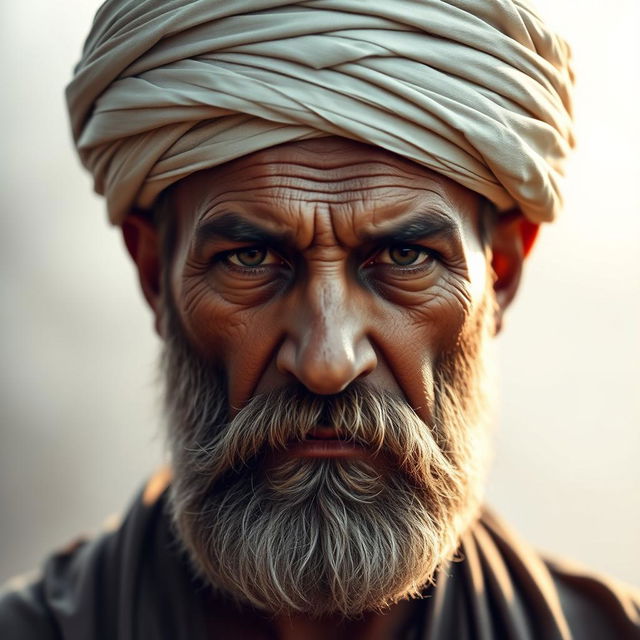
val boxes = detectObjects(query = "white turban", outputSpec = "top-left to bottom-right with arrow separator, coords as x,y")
66,0 -> 575,225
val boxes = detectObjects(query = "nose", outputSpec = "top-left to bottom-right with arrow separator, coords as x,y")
276,277 -> 377,395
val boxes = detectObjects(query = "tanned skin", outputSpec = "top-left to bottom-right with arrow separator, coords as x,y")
123,137 -> 531,639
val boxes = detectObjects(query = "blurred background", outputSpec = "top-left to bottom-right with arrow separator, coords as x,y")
1,0 -> 638,586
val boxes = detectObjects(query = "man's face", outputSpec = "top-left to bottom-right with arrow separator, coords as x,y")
158,137 -> 499,618
167,137 -> 490,419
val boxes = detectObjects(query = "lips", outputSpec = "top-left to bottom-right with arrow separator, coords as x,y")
285,426 -> 369,459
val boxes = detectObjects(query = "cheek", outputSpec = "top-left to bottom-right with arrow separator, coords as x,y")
371,279 -> 474,422
178,279 -> 246,358
177,276 -> 285,408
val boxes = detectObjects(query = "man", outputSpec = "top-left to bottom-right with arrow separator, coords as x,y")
1,0 -> 638,638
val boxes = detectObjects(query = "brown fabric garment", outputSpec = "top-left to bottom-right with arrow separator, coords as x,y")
1,481 -> 638,639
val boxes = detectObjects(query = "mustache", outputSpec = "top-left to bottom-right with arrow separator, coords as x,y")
180,381 -> 455,489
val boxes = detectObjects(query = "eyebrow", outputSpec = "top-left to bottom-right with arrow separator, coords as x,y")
360,210 -> 462,245
194,212 -> 294,253
194,208 -> 463,253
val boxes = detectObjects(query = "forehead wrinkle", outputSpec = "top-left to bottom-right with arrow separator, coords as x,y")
217,153 -> 441,191
208,176 -> 430,201
197,173 -> 447,211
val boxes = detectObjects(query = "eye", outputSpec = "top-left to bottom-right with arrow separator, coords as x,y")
372,245 -> 435,267
225,247 -> 281,268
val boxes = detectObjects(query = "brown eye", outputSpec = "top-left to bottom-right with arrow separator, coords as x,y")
373,245 -> 434,267
389,246 -> 421,266
226,247 -> 279,268
237,248 -> 266,266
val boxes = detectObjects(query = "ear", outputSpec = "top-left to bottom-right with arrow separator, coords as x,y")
489,209 -> 539,333
121,212 -> 164,336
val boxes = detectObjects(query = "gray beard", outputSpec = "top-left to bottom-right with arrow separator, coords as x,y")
162,296 -> 494,618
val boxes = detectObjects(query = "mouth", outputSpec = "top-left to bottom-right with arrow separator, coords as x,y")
284,426 -> 369,459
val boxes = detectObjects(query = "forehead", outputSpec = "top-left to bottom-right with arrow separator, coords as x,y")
168,137 -> 482,246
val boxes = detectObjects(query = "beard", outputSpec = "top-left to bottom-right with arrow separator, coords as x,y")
162,291 -> 495,619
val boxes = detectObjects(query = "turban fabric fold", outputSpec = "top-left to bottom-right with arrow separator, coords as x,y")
66,0 -> 575,225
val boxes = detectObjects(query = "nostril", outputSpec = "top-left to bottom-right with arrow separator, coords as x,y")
357,362 -> 376,380
356,340 -> 378,378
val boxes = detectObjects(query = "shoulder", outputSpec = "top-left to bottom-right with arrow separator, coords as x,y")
0,533 -> 111,640
544,555 -> 640,639
0,472 -> 171,640
475,508 -> 640,639
0,570 -> 60,639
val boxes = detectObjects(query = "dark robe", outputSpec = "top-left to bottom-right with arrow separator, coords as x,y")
1,474 -> 638,639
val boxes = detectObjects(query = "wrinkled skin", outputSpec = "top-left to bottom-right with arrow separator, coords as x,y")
123,137 -> 530,639
157,138 -> 506,416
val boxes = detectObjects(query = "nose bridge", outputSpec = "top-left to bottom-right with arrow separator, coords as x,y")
306,270 -> 352,358
279,266 -> 376,394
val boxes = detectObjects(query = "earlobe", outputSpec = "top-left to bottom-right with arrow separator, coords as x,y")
121,212 -> 164,336
489,210 -> 539,333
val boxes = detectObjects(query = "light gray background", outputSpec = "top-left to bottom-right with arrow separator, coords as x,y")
1,1 -> 638,586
